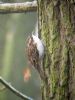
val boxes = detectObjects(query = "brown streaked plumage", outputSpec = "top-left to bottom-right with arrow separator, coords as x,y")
27,36 -> 44,79
27,36 -> 39,69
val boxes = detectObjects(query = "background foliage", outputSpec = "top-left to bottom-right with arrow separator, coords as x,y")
0,0 -> 41,100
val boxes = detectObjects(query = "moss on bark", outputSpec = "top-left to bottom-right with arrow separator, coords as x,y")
38,0 -> 75,100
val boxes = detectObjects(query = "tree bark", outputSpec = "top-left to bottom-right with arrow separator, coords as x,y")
38,0 -> 75,100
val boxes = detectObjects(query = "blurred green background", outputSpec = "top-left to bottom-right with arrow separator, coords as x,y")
0,0 -> 41,100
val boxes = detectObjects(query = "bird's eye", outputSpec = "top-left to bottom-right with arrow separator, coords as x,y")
33,59 -> 35,63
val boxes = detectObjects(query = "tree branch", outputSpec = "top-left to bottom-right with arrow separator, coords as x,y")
0,1 -> 37,14
0,76 -> 33,100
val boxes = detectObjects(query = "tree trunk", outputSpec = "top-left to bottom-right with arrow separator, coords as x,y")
38,0 -> 75,100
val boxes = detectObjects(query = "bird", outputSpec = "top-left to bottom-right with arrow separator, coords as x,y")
27,33 -> 45,79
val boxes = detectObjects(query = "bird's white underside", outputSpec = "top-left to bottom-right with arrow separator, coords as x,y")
32,34 -> 44,59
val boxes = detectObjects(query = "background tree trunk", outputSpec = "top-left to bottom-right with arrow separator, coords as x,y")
38,0 -> 75,100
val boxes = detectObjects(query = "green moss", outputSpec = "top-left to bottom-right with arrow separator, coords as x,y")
38,0 -> 74,99
59,41 -> 69,99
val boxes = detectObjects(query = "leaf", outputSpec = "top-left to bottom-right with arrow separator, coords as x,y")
23,68 -> 31,82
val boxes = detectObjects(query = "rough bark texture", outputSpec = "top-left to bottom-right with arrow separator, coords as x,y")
38,0 -> 75,100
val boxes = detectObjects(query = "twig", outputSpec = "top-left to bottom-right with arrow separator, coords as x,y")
0,76 -> 33,100
0,1 -> 37,14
